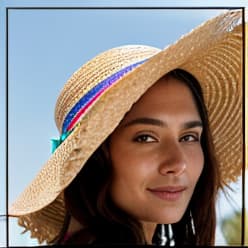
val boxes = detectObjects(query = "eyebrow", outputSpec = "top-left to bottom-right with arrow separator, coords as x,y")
122,117 -> 203,129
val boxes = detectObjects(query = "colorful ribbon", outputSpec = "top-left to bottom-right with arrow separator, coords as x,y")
50,130 -> 72,153
51,58 -> 148,153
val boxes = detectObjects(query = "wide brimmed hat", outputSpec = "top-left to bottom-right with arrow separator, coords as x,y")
10,10 -> 244,244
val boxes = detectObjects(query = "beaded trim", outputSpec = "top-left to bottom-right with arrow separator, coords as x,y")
62,59 -> 147,133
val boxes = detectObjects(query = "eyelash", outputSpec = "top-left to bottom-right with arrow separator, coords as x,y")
133,134 -> 157,143
179,134 -> 200,142
133,133 -> 200,143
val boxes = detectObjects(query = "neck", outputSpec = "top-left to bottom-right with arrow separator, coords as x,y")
67,216 -> 83,234
142,222 -> 157,245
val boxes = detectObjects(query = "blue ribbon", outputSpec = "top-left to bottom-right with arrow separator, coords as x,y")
61,59 -> 147,133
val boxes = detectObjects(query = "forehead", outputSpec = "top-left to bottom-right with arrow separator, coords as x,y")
120,75 -> 200,122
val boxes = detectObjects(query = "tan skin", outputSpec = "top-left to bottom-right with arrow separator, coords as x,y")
107,75 -> 204,244
67,75 -> 204,244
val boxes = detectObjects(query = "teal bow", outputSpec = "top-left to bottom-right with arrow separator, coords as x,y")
51,130 -> 72,153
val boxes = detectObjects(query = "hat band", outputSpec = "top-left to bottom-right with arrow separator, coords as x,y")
51,58 -> 147,153
62,59 -> 147,133
51,130 -> 72,153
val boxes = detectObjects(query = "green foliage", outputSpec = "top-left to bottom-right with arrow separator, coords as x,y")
221,210 -> 248,245
221,211 -> 241,245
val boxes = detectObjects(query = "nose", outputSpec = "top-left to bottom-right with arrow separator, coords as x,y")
158,140 -> 186,176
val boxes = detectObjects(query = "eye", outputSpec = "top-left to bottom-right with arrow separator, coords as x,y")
133,134 -> 157,143
180,134 -> 199,142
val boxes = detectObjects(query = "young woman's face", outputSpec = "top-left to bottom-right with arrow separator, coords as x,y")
108,75 -> 204,225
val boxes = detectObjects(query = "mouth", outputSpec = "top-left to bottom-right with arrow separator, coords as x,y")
147,186 -> 187,201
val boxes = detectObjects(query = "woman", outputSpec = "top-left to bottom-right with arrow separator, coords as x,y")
60,69 -> 218,246
10,10 -> 243,246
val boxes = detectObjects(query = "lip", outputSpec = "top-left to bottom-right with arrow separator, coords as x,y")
147,186 -> 187,201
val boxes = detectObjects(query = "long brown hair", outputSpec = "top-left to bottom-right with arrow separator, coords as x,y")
58,69 -> 221,246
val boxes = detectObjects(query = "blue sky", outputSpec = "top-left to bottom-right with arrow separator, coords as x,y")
0,0 -> 247,246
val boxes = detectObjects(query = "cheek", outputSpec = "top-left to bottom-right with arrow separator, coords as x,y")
108,144 -> 154,208
109,136 -> 154,178
110,147 -> 152,190
109,162 -> 141,213
187,145 -> 204,183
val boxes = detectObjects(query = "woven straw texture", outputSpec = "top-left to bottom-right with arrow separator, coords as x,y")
9,10 -> 244,244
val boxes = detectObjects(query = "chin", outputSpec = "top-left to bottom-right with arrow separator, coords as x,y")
143,212 -> 185,225
157,211 -> 186,224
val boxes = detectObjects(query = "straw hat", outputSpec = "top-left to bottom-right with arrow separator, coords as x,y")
10,10 -> 244,244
